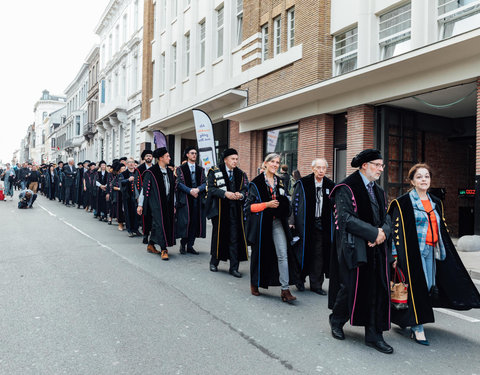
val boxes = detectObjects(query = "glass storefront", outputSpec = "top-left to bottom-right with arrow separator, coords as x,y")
265,125 -> 298,174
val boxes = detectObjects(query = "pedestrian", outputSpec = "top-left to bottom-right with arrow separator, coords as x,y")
55,161 -> 65,203
137,147 -> 176,260
206,148 -> 249,277
175,147 -> 207,255
112,163 -> 126,231
291,158 -> 335,295
119,157 -> 142,237
63,157 -> 77,206
137,149 -> 154,244
278,164 -> 290,195
288,169 -> 301,196
18,163 -> 29,190
95,161 -> 110,222
328,149 -> 394,354
27,165 -> 41,193
18,189 -> 37,209
45,164 -> 56,200
1,163 -> 16,200
245,153 -> 299,302
387,163 -> 480,346
75,160 -> 89,209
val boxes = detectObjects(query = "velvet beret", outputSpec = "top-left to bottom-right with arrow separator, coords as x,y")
153,147 -> 168,159
222,148 -> 238,159
351,149 -> 383,168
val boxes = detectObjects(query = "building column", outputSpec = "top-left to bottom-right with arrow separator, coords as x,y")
298,114 -> 334,178
475,78 -> 480,234
346,105 -> 375,176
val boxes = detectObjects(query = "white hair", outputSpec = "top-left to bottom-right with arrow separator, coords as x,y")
67,157 -> 74,163
312,158 -> 328,168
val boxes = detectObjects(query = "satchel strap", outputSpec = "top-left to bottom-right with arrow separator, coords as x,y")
393,267 -> 406,284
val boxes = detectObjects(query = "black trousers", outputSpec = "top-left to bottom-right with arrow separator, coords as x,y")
304,228 -> 325,290
330,247 -> 384,342
123,197 -> 138,232
210,207 -> 239,271
181,199 -> 199,249
64,184 -> 74,205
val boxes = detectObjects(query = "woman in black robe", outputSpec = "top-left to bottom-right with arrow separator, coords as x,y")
245,153 -> 299,303
45,164 -> 56,200
388,163 -> 480,345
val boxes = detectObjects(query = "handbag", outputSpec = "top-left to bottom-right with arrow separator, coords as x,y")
390,267 -> 409,310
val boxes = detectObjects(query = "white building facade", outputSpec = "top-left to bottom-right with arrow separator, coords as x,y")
95,0 -> 144,162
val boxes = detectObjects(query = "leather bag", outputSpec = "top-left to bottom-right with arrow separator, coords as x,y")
391,267 -> 409,310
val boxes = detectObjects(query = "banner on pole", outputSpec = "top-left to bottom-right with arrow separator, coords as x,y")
192,109 -> 217,173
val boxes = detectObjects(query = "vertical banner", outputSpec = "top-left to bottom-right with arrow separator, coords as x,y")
153,130 -> 167,148
266,129 -> 280,153
192,109 -> 217,174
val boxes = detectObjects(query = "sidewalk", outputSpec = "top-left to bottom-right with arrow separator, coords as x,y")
452,238 -> 480,280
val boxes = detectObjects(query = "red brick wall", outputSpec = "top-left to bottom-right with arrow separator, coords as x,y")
229,121 -> 263,180
297,114 -> 334,178
346,105 -> 375,175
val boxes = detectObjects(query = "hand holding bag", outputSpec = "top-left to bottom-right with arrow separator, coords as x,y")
391,267 -> 409,310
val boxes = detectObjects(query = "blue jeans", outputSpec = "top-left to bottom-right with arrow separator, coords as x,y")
272,218 -> 289,290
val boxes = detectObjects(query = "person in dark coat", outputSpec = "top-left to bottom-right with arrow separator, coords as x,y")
55,161 -> 65,203
95,161 -> 110,221
83,162 -> 97,213
119,158 -> 142,237
175,147 -> 207,255
63,158 -> 77,206
388,163 -> 480,346
328,149 -> 394,354
137,149 -> 154,244
245,153 -> 299,303
45,164 -> 56,200
206,148 -> 249,277
291,158 -> 335,295
137,147 -> 176,260
75,160 -> 89,209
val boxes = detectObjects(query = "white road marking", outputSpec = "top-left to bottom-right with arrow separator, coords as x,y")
38,204 -> 139,267
434,308 -> 480,323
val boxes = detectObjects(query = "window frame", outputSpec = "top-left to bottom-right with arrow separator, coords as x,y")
334,26 -> 358,75
273,16 -> 281,56
216,5 -> 224,58
287,7 -> 295,49
378,2 -> 412,60
261,23 -> 269,61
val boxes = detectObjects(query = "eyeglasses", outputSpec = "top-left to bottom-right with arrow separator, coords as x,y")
368,162 -> 385,169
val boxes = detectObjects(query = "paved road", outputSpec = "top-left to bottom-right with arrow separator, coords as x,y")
1,195 -> 479,374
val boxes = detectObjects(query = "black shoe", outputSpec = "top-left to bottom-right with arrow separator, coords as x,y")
134,230 -> 142,236
143,236 -> 149,244
329,315 -> 345,340
229,270 -> 242,278
179,244 -> 186,254
296,282 -> 305,292
365,340 -> 394,354
209,264 -> 218,272
311,288 -> 327,296
187,248 -> 199,255
77,206 -> 81,209
128,231 -> 134,237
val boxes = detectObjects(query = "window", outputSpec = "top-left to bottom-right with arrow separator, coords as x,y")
236,0 -> 243,45
161,52 -> 166,92
114,71 -> 119,97
101,79 -> 105,103
184,33 -> 190,77
287,7 -> 295,49
101,44 -> 105,67
199,20 -> 206,68
160,0 -> 166,30
115,24 -> 120,52
216,5 -> 224,58
264,126 -> 298,173
76,116 -> 81,136
152,60 -> 156,95
185,0 -> 191,6
171,44 -> 177,85
122,65 -> 127,96
172,0 -> 178,18
153,2 -> 157,36
132,52 -> 138,92
108,34 -> 113,60
42,112 -> 47,121
123,14 -> 128,44
130,119 -> 136,152
261,24 -> 269,61
379,2 -> 411,60
438,0 -> 480,39
134,0 -> 139,30
273,16 -> 281,56
334,26 -> 358,75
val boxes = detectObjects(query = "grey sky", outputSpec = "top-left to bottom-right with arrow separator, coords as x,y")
0,0 -> 110,163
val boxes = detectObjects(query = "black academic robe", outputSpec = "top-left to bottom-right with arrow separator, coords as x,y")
328,171 -> 393,330
175,163 -> 207,239
75,168 -> 86,206
245,174 -> 300,289
85,170 -> 97,210
292,173 -> 335,280
95,171 -> 110,216
141,165 -> 176,249
54,167 -> 64,201
45,170 -> 56,200
137,164 -> 152,235
388,193 -> 480,327
206,163 -> 249,263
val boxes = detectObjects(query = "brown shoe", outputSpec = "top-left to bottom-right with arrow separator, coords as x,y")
147,244 -> 160,254
118,223 -> 124,231
250,285 -> 260,296
161,250 -> 169,261
281,289 -> 297,303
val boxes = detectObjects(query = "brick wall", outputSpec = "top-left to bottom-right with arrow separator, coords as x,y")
297,114 -> 334,178
141,0 -> 153,121
346,105 -> 375,175
229,121 -> 263,180
241,0 -> 332,105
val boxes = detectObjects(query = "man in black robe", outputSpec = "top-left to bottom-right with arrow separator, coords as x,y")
63,158 -> 77,207
291,158 -> 335,295
137,149 -> 154,244
175,147 -> 207,255
328,149 -> 394,354
206,148 -> 249,278
137,147 -> 176,260
75,160 -> 89,209
95,161 -> 110,221
55,161 -> 65,203
119,158 -> 142,237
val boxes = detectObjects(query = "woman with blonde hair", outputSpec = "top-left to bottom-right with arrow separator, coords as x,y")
388,163 -> 480,345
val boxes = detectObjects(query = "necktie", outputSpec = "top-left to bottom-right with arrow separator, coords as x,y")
163,172 -> 169,196
228,170 -> 233,181
316,186 -> 322,218
367,181 -> 376,201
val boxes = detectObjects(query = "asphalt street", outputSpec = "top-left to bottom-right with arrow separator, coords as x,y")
1,195 -> 479,375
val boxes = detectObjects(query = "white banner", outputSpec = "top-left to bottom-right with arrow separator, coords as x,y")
266,130 -> 280,153
192,109 -> 217,174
